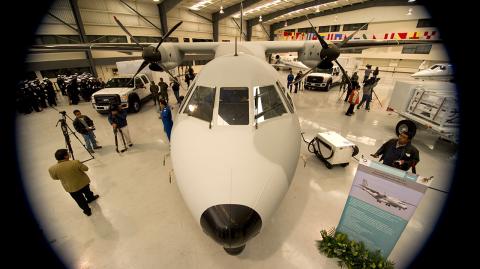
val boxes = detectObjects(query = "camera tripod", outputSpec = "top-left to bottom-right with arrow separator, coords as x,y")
55,110 -> 94,162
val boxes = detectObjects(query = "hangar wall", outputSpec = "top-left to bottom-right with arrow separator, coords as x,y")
275,5 -> 448,73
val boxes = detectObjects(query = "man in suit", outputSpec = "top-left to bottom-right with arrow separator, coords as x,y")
48,149 -> 99,216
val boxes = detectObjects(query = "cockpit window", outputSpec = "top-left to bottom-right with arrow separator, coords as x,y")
217,87 -> 249,125
254,85 -> 287,123
276,81 -> 294,113
183,85 -> 215,122
179,82 -> 195,112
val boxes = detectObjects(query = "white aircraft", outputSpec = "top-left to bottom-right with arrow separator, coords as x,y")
32,15 -> 436,255
360,180 -> 408,210
271,53 -> 309,70
411,63 -> 454,81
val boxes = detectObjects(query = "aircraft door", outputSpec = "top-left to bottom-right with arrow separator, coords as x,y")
134,76 -> 147,99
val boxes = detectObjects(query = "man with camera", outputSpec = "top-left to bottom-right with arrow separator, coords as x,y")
371,131 -> 420,173
73,109 -> 101,154
48,149 -> 99,216
108,105 -> 133,147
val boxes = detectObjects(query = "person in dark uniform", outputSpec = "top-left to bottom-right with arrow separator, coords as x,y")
150,81 -> 160,107
344,79 -> 359,103
371,131 -> 420,172
57,75 -> 67,96
44,78 -> 57,107
171,79 -> 181,103
26,83 -> 41,112
48,149 -> 100,216
372,67 -> 380,79
158,78 -> 169,104
159,99 -> 173,141
184,72 -> 191,88
67,77 -> 80,105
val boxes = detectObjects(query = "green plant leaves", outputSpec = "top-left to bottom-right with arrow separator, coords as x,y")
316,229 -> 395,269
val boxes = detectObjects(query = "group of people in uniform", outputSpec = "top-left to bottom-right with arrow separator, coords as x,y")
16,73 -> 105,115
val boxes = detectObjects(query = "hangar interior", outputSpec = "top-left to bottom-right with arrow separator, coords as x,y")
19,0 -> 456,268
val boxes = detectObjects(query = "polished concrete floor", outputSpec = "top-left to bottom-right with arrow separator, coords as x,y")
16,71 -> 457,269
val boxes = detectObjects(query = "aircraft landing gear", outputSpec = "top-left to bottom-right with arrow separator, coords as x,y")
224,245 -> 245,255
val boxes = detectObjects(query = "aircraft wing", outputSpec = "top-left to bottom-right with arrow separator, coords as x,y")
29,43 -> 147,52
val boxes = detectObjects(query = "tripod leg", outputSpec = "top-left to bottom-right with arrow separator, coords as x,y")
114,129 -> 119,153
118,128 -> 127,152
372,90 -> 383,108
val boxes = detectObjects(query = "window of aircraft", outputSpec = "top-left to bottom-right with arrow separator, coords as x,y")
330,25 -> 340,32
192,38 -> 213,42
105,78 -> 133,88
254,85 -> 287,124
179,83 -> 196,112
275,81 -> 294,113
318,26 -> 330,33
217,87 -> 249,125
417,19 -> 434,28
430,64 -> 446,70
183,86 -> 215,122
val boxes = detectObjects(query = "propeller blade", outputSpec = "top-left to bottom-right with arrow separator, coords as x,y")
334,59 -> 352,88
113,16 -> 142,48
292,67 -> 316,86
155,21 -> 183,51
337,19 -> 372,48
125,60 -> 149,87
305,14 -> 328,49
159,63 -> 186,91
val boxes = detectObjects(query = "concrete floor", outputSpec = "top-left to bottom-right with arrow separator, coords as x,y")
16,71 -> 457,269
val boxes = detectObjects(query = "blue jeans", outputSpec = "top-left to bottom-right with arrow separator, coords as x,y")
82,132 -> 97,150
357,94 -> 372,110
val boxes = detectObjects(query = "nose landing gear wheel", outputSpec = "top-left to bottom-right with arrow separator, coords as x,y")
224,245 -> 246,255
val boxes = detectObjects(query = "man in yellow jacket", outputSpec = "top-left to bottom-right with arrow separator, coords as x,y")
48,149 -> 99,216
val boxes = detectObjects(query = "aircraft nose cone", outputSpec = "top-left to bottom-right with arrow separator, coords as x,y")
200,204 -> 262,255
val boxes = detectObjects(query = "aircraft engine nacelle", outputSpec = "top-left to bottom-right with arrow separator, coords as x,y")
144,43 -> 184,71
297,42 -> 322,69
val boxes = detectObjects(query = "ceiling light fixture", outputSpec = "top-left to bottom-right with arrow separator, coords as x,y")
153,0 -> 160,2
406,8 -> 412,15
408,0 -> 416,2
316,6 -> 320,12
189,0 -> 213,11
284,21 -> 288,27
259,15 -> 262,22
220,6 -> 224,14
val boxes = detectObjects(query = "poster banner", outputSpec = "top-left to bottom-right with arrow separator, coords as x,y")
336,160 -> 428,257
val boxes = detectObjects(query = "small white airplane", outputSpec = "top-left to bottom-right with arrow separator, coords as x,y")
360,180 -> 408,210
32,14 -> 436,255
271,53 -> 309,70
411,63 -> 454,81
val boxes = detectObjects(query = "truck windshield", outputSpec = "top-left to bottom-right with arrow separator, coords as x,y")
105,78 -> 134,88
316,68 -> 333,74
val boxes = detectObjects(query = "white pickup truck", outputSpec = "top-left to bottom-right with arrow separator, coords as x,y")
304,66 -> 342,91
91,74 -> 152,113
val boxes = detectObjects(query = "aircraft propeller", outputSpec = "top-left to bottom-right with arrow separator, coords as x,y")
113,16 -> 183,87
291,15 -> 369,88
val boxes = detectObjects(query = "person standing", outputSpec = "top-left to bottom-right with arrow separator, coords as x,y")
171,79 -> 181,103
344,79 -> 359,102
158,78 -> 169,104
287,70 -> 294,93
357,77 -> 376,111
159,99 -> 173,141
372,67 -> 380,79
371,131 -> 420,172
294,71 -> 302,93
363,64 -> 372,83
339,71 -> 349,92
345,83 -> 360,116
45,78 -> 57,107
48,149 -> 100,216
150,81 -> 160,108
73,110 -> 101,153
184,72 -> 191,88
108,105 -> 133,147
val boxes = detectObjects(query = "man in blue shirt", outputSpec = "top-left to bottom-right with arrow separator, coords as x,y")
287,70 -> 294,93
108,105 -> 133,147
371,131 -> 420,172
159,99 -> 173,141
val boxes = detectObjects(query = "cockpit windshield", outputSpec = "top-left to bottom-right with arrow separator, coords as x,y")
105,78 -> 133,88
183,85 -> 215,122
217,87 -> 249,125
254,85 -> 287,123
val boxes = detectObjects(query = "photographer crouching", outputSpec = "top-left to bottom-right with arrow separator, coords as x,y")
371,131 -> 420,173
73,109 -> 102,154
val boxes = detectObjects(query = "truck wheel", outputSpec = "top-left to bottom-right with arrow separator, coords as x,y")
325,81 -> 331,91
396,120 -> 417,138
129,96 -> 141,113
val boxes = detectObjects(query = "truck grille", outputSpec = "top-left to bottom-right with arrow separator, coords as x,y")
306,76 -> 324,83
94,94 -> 121,106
